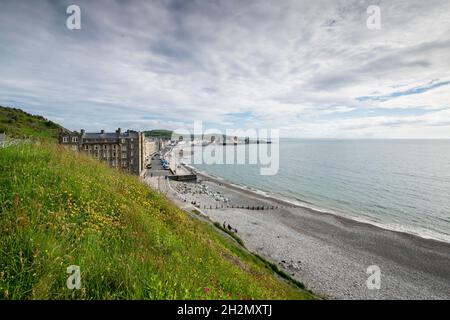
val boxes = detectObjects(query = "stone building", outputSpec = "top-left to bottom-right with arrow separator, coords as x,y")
59,128 -> 146,175
144,137 -> 157,157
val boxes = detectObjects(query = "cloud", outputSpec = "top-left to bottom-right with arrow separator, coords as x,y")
0,0 -> 449,138
357,80 -> 450,102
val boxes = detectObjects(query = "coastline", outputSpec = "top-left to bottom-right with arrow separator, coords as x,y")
188,164 -> 450,245
146,148 -> 450,299
166,173 -> 450,299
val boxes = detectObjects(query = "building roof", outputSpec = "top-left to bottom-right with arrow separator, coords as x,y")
84,131 -> 139,139
61,129 -> 140,140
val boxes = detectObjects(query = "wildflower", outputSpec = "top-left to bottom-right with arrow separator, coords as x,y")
204,287 -> 211,293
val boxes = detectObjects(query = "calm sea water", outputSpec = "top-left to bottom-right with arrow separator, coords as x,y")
181,139 -> 450,243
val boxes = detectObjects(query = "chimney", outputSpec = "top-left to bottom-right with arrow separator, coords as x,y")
81,129 -> 85,135
100,129 -> 105,134
117,128 -> 121,134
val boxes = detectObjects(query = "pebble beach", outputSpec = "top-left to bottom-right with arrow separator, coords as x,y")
146,170 -> 450,300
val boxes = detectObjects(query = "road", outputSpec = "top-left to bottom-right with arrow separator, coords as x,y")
145,153 -> 172,178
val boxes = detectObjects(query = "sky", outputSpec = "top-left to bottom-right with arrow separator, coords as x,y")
0,0 -> 450,138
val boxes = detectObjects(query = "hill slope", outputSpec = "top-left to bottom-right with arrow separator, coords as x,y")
0,141 -> 313,299
144,129 -> 173,139
0,106 -> 63,141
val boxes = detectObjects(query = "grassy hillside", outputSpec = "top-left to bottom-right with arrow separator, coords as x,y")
0,106 -> 63,141
0,141 -> 314,299
144,130 -> 173,139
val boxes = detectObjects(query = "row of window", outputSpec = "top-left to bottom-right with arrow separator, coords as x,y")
83,145 -> 133,151
91,151 -> 134,158
86,138 -> 134,143
63,136 -> 78,143
62,136 -> 136,144
66,145 -> 135,169
78,143 -> 134,150
110,160 -> 133,167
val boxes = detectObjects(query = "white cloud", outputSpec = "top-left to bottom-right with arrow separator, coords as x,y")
0,0 -> 449,137
378,85 -> 450,110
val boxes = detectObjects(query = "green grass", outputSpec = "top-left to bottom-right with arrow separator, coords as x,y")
144,130 -> 173,139
0,141 -> 315,300
212,221 -> 311,293
0,106 -> 63,141
213,222 -> 246,248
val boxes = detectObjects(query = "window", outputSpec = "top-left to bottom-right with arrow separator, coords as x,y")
113,145 -> 116,150
84,145 -> 89,150
103,145 -> 107,150
122,145 -> 127,151
130,151 -> 134,157
62,136 -> 69,143
72,137 -> 78,143
94,145 -> 99,150
121,139 -> 125,144
72,145 -> 78,151
130,159 -> 134,165
130,144 -> 134,149
113,152 -> 116,157
122,162 -> 127,168
122,153 -> 127,159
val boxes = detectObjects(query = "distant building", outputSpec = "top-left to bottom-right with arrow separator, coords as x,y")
59,128 -> 146,175
144,138 -> 157,158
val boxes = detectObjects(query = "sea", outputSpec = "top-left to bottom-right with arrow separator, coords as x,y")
179,139 -> 450,243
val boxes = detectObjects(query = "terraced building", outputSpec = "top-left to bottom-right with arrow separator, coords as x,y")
59,128 -> 146,175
